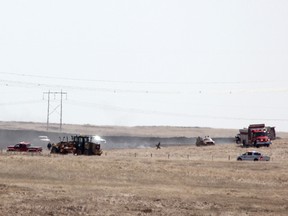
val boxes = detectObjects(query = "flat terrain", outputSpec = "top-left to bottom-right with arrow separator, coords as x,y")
0,121 -> 242,137
1,138 -> 288,216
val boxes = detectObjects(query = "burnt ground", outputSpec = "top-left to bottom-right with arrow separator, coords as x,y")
0,129 -> 234,150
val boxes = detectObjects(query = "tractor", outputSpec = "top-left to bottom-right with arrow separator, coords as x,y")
50,135 -> 104,156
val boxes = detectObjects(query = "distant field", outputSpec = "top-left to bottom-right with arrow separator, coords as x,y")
0,121 -> 240,137
1,121 -> 288,215
0,121 -> 239,150
0,138 -> 288,215
0,121 -> 287,138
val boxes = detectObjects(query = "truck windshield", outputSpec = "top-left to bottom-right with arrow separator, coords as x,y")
254,132 -> 267,137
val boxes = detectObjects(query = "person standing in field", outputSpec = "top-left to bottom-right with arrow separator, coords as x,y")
47,142 -> 52,150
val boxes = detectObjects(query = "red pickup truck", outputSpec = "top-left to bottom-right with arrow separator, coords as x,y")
7,142 -> 42,152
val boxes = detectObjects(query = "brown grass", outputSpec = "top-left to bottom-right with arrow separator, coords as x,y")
1,138 -> 288,216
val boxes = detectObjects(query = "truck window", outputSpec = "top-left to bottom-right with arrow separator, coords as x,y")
254,132 -> 266,137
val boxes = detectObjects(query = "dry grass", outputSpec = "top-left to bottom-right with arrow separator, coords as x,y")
1,138 -> 288,216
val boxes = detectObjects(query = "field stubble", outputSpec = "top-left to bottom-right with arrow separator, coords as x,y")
0,139 -> 288,216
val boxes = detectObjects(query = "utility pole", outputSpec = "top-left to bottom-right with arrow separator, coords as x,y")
46,90 -> 51,131
43,90 -> 67,131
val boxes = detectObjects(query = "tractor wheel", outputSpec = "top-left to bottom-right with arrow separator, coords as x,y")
51,146 -> 58,154
76,149 -> 82,155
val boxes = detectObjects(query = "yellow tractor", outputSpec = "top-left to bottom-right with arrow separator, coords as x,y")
50,135 -> 104,156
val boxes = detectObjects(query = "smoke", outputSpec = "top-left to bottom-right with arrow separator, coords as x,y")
38,136 -> 50,142
92,135 -> 106,144
0,129 -> 236,151
0,130 -> 68,149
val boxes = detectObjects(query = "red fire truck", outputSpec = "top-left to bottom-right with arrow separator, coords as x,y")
237,124 -> 275,148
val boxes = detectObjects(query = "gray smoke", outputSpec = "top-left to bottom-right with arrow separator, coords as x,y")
0,129 -> 235,150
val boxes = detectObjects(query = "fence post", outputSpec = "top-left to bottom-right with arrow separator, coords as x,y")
151,153 -> 152,157
135,153 -> 137,157
168,154 -> 170,159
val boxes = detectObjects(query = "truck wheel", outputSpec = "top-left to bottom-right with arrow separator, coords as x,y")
254,158 -> 258,161
237,158 -> 242,161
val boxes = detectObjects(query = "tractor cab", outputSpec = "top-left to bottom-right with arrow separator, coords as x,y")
72,135 -> 103,156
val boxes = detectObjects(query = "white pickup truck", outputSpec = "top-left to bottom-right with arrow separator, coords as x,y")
237,151 -> 270,161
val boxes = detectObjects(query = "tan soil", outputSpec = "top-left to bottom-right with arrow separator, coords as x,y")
0,121 -> 288,215
1,138 -> 288,216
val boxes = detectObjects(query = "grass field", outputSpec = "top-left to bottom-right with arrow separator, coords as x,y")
1,137 -> 288,216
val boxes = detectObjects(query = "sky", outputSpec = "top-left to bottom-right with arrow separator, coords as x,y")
0,0 -> 288,131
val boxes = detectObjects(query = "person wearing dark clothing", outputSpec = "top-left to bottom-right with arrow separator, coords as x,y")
47,142 -> 52,150
156,142 -> 161,149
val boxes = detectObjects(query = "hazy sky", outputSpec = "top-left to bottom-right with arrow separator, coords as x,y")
1,1 -> 288,131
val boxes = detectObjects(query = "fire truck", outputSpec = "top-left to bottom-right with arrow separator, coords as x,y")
237,124 -> 275,148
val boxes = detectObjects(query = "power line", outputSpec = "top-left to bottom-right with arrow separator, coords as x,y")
1,79 -> 288,94
0,79 -> 181,94
0,100 -> 42,106
1,71 -> 287,85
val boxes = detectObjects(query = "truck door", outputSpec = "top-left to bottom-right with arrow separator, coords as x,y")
15,144 -> 20,151
19,144 -> 26,151
242,152 -> 248,160
246,152 -> 253,160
